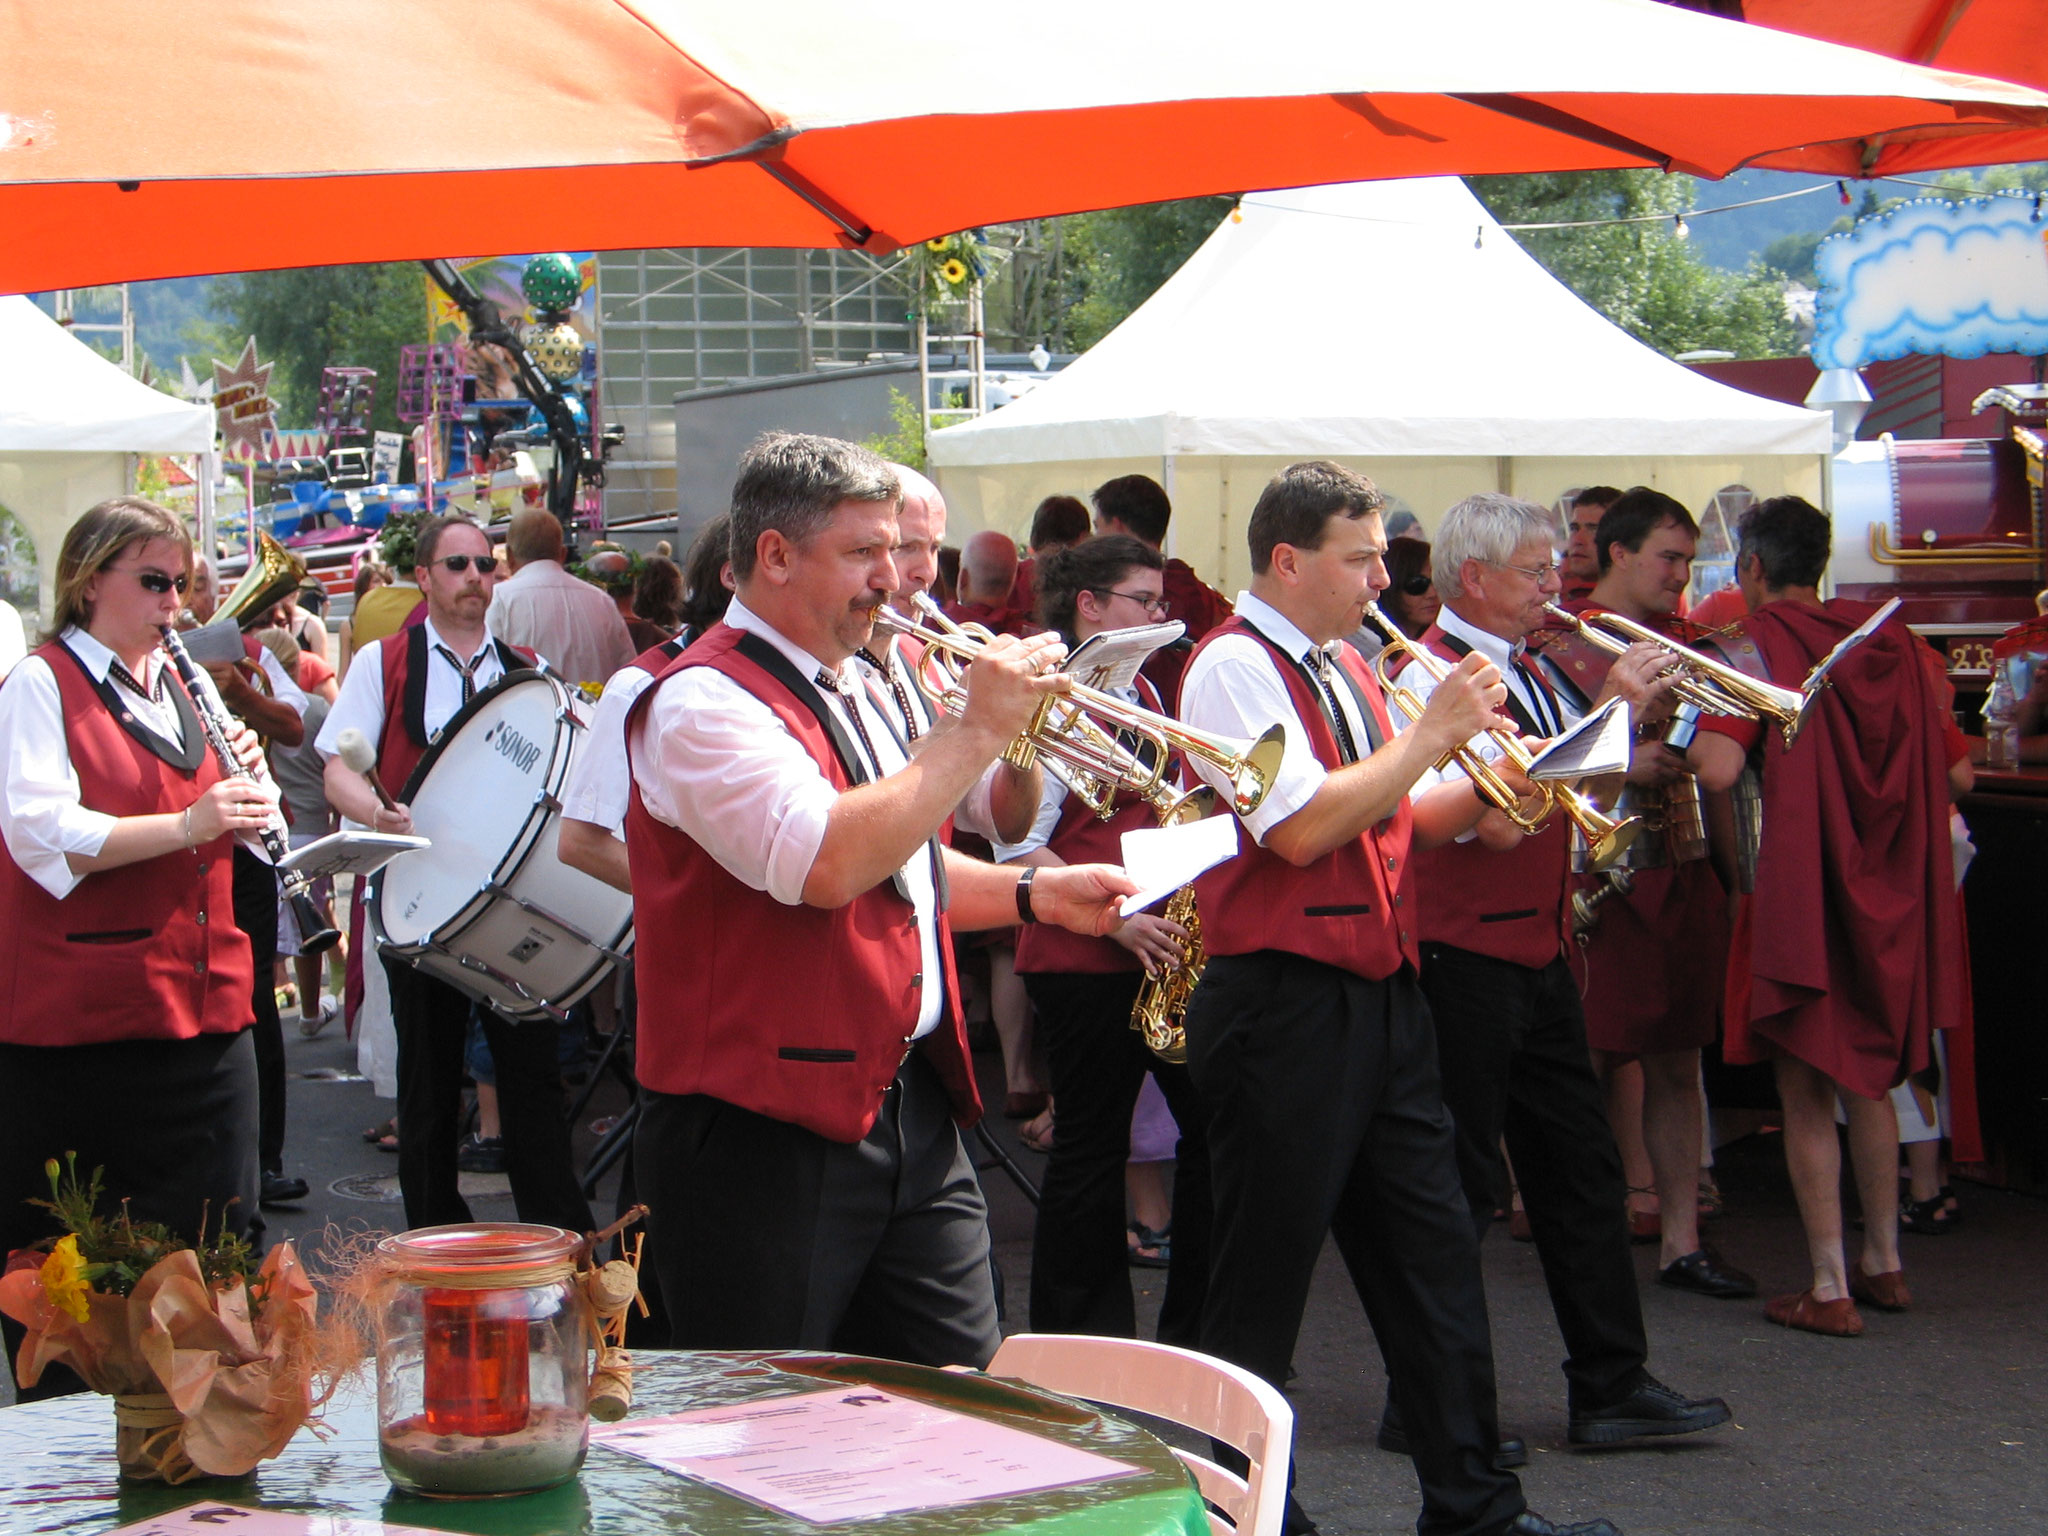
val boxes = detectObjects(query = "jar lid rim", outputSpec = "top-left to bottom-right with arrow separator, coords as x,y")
376,1221 -> 581,1271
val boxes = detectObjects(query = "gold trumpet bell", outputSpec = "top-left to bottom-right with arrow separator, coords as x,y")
1226,726 -> 1288,818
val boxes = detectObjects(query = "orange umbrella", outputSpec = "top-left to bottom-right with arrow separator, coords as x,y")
3,0 -> 2046,291
1741,0 -> 2048,170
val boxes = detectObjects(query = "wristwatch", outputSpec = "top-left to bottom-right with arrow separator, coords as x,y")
1015,865 -> 1040,924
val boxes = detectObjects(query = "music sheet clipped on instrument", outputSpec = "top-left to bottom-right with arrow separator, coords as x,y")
1118,813 -> 1240,917
592,1386 -> 1142,1524
277,830 -> 429,881
1523,697 -> 1634,781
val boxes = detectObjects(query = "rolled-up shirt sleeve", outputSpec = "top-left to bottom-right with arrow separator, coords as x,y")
0,656 -> 119,899
630,667 -> 839,905
1177,638 -> 1326,848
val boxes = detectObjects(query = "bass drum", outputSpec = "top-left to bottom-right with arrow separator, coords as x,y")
369,670 -> 634,1020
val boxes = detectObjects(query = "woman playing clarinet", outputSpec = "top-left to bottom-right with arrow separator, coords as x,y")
0,497 -> 278,1398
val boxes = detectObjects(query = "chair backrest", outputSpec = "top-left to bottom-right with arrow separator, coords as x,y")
987,1333 -> 1294,1536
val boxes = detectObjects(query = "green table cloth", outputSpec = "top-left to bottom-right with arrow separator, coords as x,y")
1,1350 -> 1208,1536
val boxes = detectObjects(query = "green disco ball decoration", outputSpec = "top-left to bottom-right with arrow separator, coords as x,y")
522,320 -> 585,383
521,253 -> 582,315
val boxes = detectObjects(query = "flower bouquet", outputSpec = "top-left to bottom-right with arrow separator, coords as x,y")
0,1156 -> 330,1484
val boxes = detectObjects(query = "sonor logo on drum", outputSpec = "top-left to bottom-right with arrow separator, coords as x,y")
483,721 -> 543,775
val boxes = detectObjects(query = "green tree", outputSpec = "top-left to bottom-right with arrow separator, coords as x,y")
208,263 -> 427,433
1049,196 -> 1236,350
1468,171 -> 1797,359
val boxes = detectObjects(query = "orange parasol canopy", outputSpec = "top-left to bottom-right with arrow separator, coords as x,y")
3,0 -> 2047,291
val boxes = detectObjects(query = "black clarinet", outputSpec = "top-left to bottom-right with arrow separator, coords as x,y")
160,624 -> 342,954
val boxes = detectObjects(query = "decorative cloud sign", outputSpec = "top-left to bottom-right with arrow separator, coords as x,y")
1812,196 -> 2048,371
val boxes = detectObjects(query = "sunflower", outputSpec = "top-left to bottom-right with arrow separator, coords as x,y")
41,1235 -> 91,1324
941,258 -> 969,285
925,238 -> 950,252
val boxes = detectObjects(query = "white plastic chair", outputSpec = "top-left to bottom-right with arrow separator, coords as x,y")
987,1333 -> 1294,1536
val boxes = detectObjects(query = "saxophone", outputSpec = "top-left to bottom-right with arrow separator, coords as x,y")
1126,784 -> 1218,1064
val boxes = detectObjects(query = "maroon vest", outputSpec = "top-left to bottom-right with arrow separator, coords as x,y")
1190,618 -> 1417,981
1013,676 -> 1167,977
624,623 -> 978,1143
376,626 -> 537,798
0,643 -> 253,1046
1410,627 -> 1571,969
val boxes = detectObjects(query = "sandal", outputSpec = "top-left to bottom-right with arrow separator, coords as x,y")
1626,1186 -> 1660,1244
1697,1177 -> 1725,1222
1900,1193 -> 1955,1236
1018,1106 -> 1055,1154
1849,1263 -> 1911,1313
361,1118 -> 396,1145
1128,1222 -> 1171,1269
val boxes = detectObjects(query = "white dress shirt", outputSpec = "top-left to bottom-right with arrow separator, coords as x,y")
632,599 -> 944,1040
487,558 -> 636,688
315,621 -> 515,823
1387,604 -> 1578,762
0,603 -> 26,681
557,658 -> 664,838
856,629 -> 1004,842
1178,590 -> 1380,848
0,627 -> 192,899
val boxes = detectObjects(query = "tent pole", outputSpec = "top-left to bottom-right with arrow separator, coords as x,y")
1161,454 -> 1176,560
198,449 -> 217,558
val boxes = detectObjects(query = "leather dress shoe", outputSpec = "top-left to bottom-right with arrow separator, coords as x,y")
1567,1375 -> 1730,1446
1376,1405 -> 1528,1470
1765,1289 -> 1864,1336
1509,1514 -> 1622,1536
1658,1248 -> 1758,1299
259,1171 -> 309,1207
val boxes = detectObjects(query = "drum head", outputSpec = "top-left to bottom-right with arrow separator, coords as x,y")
374,671 -> 570,948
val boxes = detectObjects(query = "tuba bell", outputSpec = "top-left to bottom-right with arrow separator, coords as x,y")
214,531 -> 311,631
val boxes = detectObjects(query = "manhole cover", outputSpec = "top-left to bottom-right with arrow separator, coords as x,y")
329,1172 -> 514,1204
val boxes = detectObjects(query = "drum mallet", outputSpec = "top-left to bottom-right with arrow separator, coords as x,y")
336,728 -> 402,814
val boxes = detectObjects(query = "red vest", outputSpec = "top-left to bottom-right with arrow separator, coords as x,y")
1189,618 -> 1417,981
624,623 -> 978,1143
376,627 -> 537,799
1013,676 -> 1167,977
0,643 -> 253,1046
1410,627 -> 1571,970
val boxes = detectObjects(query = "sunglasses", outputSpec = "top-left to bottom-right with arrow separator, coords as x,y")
133,569 -> 190,596
432,554 -> 500,575
1398,575 -> 1433,597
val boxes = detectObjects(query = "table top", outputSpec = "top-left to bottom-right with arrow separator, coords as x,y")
2,1351 -> 1205,1536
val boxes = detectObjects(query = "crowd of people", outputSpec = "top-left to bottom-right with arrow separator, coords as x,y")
0,442 -> 1978,1536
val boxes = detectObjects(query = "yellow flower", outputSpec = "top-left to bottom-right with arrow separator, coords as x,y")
925,238 -> 950,253
41,1235 -> 91,1324
941,259 -> 968,285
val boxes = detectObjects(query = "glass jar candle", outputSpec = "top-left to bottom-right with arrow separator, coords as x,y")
373,1223 -> 590,1498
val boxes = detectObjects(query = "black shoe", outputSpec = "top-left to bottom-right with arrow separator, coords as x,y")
457,1134 -> 507,1173
259,1171 -> 309,1208
1568,1375 -> 1730,1446
1376,1406 -> 1528,1470
1658,1248 -> 1758,1299
1510,1513 -> 1622,1536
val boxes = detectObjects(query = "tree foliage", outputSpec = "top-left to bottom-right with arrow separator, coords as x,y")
1468,171 -> 1797,359
207,263 -> 427,433
1049,197 -> 1236,351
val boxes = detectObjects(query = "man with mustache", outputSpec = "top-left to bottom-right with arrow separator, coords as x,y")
625,433 -> 1138,1364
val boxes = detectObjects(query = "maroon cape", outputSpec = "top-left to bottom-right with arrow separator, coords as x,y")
1724,599 -> 1960,1099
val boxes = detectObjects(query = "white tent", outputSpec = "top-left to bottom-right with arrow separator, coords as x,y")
929,177 -> 1830,594
0,295 -> 213,622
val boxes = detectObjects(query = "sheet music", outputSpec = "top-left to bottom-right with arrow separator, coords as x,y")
1802,597 -> 1903,691
1061,622 -> 1185,692
1522,697 -> 1633,781
277,830 -> 429,880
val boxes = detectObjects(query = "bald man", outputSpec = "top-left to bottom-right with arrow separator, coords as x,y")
487,510 -> 635,687
947,530 -> 1025,635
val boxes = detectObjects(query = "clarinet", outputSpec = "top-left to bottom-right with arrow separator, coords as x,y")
159,624 -> 343,954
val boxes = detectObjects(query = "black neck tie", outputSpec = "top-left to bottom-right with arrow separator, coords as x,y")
858,648 -> 920,742
1307,649 -> 1360,765
436,643 -> 484,704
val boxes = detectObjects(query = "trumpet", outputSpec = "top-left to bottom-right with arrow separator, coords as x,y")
1365,602 -> 1640,872
871,594 -> 1285,819
1540,602 -> 1815,750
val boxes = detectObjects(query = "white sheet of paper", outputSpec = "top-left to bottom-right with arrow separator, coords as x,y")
1523,697 -> 1633,781
1802,596 -> 1903,691
591,1387 -> 1142,1524
277,829 -> 429,880
1061,621 -> 1185,692
1117,811 -> 1239,918
108,1502 -> 445,1535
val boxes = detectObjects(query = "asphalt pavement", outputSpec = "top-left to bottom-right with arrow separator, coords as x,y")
9,1016 -> 2045,1535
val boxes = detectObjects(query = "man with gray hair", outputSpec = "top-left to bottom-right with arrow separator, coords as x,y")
625,431 -> 1139,1364
486,507 -> 634,687
1387,492 -> 1731,1455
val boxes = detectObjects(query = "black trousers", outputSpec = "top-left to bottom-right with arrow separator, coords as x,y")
1024,970 -> 1211,1345
634,1049 -> 1000,1368
0,1029 -> 258,1399
232,846 -> 286,1175
1186,952 -> 1523,1536
386,958 -> 595,1234
1418,944 -> 1648,1411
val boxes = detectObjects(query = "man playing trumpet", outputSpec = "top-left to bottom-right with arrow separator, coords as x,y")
625,432 -> 1137,1367
1388,492 -> 1731,1460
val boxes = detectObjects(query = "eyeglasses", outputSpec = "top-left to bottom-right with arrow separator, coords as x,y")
132,569 -> 190,596
1094,588 -> 1169,617
1398,575 -> 1433,598
432,554 -> 500,575
1483,558 -> 1561,582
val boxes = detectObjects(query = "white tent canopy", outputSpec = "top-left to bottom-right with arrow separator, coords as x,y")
0,295 -> 213,624
930,178 -> 1829,593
